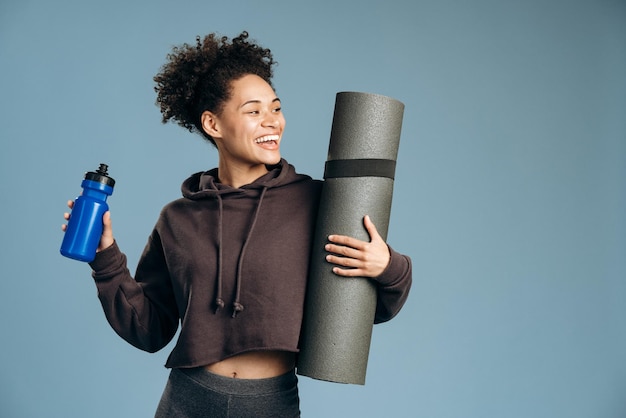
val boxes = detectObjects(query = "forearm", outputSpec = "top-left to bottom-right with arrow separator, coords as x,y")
89,240 -> 178,352
373,246 -> 412,323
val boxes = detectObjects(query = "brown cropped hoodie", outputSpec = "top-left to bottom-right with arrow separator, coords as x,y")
89,159 -> 412,369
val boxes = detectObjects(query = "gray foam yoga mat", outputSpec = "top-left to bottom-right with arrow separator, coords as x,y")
297,92 -> 404,384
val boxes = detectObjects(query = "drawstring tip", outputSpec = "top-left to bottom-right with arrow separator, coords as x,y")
214,298 -> 225,314
231,302 -> 244,318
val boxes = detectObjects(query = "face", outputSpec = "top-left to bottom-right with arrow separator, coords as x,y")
202,74 -> 285,177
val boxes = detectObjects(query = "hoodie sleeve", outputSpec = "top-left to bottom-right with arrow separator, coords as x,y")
372,246 -> 412,324
88,232 -> 179,353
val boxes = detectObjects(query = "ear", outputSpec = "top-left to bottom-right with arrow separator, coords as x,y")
201,111 -> 222,139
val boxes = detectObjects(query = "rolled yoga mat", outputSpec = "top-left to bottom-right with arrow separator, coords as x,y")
297,91 -> 405,384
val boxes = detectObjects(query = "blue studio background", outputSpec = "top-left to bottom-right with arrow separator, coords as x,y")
1,1 -> 625,417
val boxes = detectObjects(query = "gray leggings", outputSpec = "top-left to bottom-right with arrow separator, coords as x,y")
155,367 -> 301,418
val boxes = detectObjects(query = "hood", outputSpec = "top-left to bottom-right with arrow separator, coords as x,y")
181,158 -> 310,200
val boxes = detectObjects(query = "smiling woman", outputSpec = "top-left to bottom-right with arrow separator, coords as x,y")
200,74 -> 285,188
61,31 -> 412,418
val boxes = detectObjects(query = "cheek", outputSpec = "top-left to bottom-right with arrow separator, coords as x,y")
243,120 -> 260,137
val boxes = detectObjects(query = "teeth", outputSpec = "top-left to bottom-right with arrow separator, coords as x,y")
255,135 -> 279,144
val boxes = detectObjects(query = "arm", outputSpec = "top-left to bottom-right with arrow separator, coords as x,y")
64,202 -> 179,352
89,233 -> 179,352
369,246 -> 412,323
324,215 -> 412,323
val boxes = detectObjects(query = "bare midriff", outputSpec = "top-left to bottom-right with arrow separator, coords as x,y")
204,350 -> 295,379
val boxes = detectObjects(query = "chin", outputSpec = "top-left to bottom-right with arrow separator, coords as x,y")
265,154 -> 282,165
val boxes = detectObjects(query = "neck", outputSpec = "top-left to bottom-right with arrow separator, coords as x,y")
217,161 -> 269,188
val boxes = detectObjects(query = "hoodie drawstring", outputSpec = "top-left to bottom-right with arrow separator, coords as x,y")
232,187 -> 268,318
212,187 -> 268,318
214,194 -> 225,313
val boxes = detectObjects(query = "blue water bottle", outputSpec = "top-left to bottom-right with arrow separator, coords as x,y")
60,163 -> 115,262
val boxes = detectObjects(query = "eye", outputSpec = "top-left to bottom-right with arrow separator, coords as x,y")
273,107 -> 282,113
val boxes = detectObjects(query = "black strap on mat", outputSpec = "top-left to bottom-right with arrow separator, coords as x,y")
324,158 -> 396,179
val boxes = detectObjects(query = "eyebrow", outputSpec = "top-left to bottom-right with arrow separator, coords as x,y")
240,97 -> 281,108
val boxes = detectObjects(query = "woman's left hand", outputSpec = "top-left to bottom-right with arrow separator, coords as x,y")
325,215 -> 391,278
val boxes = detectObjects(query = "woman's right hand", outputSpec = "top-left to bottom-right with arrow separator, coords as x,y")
62,200 -> 115,252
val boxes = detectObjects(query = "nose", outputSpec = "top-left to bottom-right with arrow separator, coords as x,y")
262,112 -> 281,128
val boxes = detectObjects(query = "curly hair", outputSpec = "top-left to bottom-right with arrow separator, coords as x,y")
153,31 -> 276,146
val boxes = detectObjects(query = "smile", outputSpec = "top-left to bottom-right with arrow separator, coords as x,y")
254,134 -> 280,144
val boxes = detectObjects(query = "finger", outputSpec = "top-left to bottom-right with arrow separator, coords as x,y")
363,215 -> 383,242
67,199 -> 74,209
97,211 -> 115,251
327,234 -> 367,250
325,242 -> 363,259
331,265 -> 367,277
101,211 -> 113,237
102,210 -> 112,227
62,209 -> 71,231
326,253 -> 361,267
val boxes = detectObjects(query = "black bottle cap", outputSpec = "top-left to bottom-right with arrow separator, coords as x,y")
84,163 -> 116,187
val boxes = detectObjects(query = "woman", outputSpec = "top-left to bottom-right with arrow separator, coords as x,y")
63,32 -> 411,417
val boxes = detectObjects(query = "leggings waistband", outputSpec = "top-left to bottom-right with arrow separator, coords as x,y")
177,367 -> 298,396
